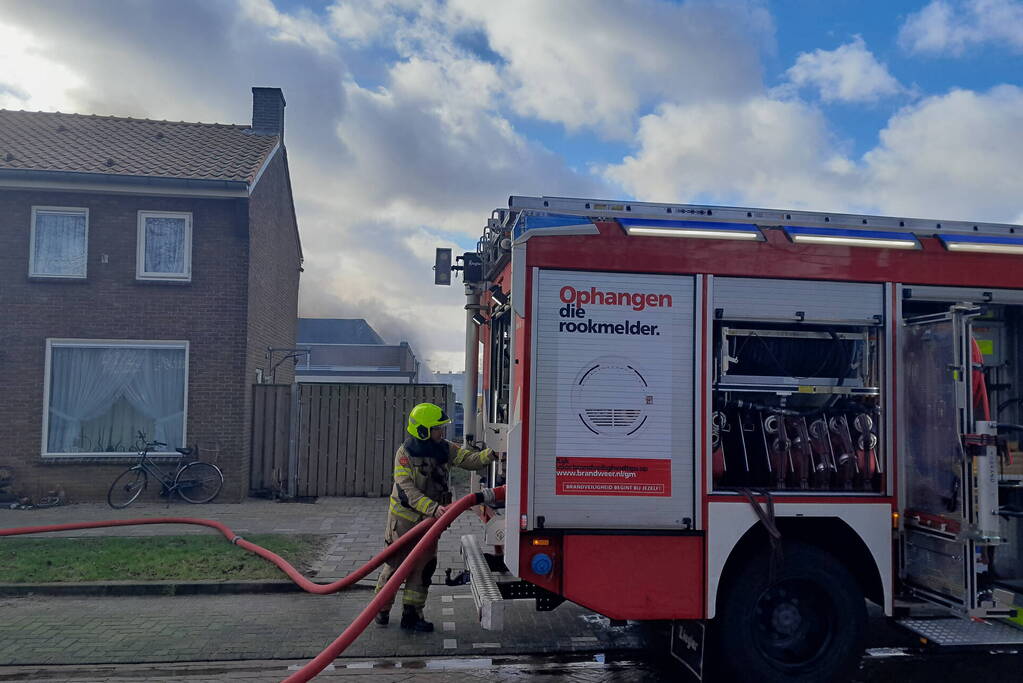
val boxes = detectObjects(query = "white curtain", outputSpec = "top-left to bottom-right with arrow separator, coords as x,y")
144,217 -> 186,274
122,349 -> 186,448
48,348 -> 129,452
48,346 -> 186,454
80,397 -> 150,453
34,212 -> 86,276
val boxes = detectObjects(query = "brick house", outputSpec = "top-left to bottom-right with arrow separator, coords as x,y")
0,87 -> 302,502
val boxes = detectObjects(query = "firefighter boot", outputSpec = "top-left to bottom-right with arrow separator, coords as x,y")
400,605 -> 434,632
374,610 -> 389,626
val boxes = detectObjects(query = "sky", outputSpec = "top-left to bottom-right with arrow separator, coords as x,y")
2,0 -> 1022,373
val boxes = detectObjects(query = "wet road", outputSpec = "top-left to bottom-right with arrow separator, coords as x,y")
2,648 -> 1022,682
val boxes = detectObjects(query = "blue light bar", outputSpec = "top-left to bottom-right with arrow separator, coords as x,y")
938,234 -> 1023,254
512,212 -> 597,241
619,218 -> 763,241
783,225 -> 920,249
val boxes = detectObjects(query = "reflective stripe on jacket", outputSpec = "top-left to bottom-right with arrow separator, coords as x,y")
388,438 -> 493,520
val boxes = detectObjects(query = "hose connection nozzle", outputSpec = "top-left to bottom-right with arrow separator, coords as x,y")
476,486 -> 506,506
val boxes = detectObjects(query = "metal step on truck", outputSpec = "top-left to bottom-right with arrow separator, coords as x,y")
436,195 -> 1023,682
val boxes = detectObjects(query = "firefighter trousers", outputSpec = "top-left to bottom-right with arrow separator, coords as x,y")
374,512 -> 438,616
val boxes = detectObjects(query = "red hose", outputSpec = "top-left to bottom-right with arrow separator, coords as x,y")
0,515 -> 435,595
0,486 -> 506,682
972,336 -> 991,422
282,486 -> 505,683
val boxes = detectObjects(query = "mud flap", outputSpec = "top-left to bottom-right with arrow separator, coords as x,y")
670,620 -> 704,680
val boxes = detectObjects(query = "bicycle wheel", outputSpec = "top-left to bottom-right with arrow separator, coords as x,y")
107,467 -> 148,508
175,462 -> 224,503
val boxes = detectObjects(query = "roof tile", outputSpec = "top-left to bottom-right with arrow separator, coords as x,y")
0,109 -> 279,183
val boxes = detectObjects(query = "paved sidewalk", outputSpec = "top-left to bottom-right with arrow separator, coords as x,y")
0,496 -> 483,587
0,587 -> 645,667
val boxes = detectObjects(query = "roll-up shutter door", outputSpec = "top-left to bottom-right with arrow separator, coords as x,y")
902,285 -> 1023,305
713,277 -> 884,325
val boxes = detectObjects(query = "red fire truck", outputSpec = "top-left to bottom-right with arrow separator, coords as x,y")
438,195 -> 1023,681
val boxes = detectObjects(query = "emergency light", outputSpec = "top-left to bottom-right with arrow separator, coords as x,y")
938,234 -> 1023,255
783,225 -> 920,249
619,218 -> 763,241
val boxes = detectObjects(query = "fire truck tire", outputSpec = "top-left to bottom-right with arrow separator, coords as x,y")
711,541 -> 866,683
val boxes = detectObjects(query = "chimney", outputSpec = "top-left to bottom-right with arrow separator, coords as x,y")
251,87 -> 286,142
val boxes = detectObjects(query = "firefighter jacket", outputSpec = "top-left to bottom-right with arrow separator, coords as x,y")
388,437 -> 493,522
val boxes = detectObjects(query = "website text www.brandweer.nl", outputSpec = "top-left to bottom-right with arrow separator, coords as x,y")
553,467 -> 647,479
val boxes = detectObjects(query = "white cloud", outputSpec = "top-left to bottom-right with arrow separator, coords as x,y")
298,32 -> 610,365
861,86 -> 1023,221
603,85 -> 1023,224
451,0 -> 772,139
327,0 -> 424,44
900,0 -> 1023,55
603,97 -> 857,209
332,62 -> 606,236
239,0 -> 336,54
784,36 -> 902,102
327,2 -> 386,43
0,22 -> 85,111
326,0 -> 776,140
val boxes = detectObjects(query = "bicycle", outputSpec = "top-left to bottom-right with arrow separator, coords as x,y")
107,432 -> 224,508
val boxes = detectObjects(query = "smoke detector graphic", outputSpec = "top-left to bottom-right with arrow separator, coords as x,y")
572,356 -> 652,436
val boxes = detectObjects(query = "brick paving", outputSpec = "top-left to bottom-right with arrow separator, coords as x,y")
0,588 -> 644,667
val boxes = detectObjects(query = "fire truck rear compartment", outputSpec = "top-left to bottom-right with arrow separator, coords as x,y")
896,298 -> 1023,639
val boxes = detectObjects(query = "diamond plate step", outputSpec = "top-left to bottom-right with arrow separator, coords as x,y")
898,617 -> 1023,646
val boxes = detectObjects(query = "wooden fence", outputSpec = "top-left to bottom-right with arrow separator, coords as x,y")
250,383 -> 451,498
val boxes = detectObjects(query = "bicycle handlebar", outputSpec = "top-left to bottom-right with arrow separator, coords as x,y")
136,431 -> 165,447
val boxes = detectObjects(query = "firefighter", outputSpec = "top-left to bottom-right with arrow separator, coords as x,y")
374,402 -> 494,631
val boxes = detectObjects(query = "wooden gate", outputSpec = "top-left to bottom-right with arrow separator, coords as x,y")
250,384 -> 292,495
250,383 -> 451,497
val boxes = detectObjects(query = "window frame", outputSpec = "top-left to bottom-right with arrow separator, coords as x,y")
29,206 -> 89,279
136,210 -> 192,281
41,338 -> 190,458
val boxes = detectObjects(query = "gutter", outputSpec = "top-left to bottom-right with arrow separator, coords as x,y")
0,168 -> 250,198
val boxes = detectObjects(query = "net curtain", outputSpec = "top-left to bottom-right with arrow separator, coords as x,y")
47,346 -> 186,453
34,212 -> 87,276
144,217 -> 187,274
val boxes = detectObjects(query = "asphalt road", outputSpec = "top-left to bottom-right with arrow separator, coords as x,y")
3,649 -> 1023,682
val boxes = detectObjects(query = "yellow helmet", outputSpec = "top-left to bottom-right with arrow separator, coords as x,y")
407,402 -> 451,440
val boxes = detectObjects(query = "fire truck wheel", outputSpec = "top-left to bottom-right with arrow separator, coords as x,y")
711,541 -> 867,683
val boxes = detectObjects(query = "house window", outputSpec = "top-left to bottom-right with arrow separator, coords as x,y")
30,207 -> 88,278
43,340 -> 188,456
137,211 -> 191,280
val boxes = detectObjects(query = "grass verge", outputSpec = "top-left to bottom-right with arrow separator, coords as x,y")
0,534 -> 326,583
